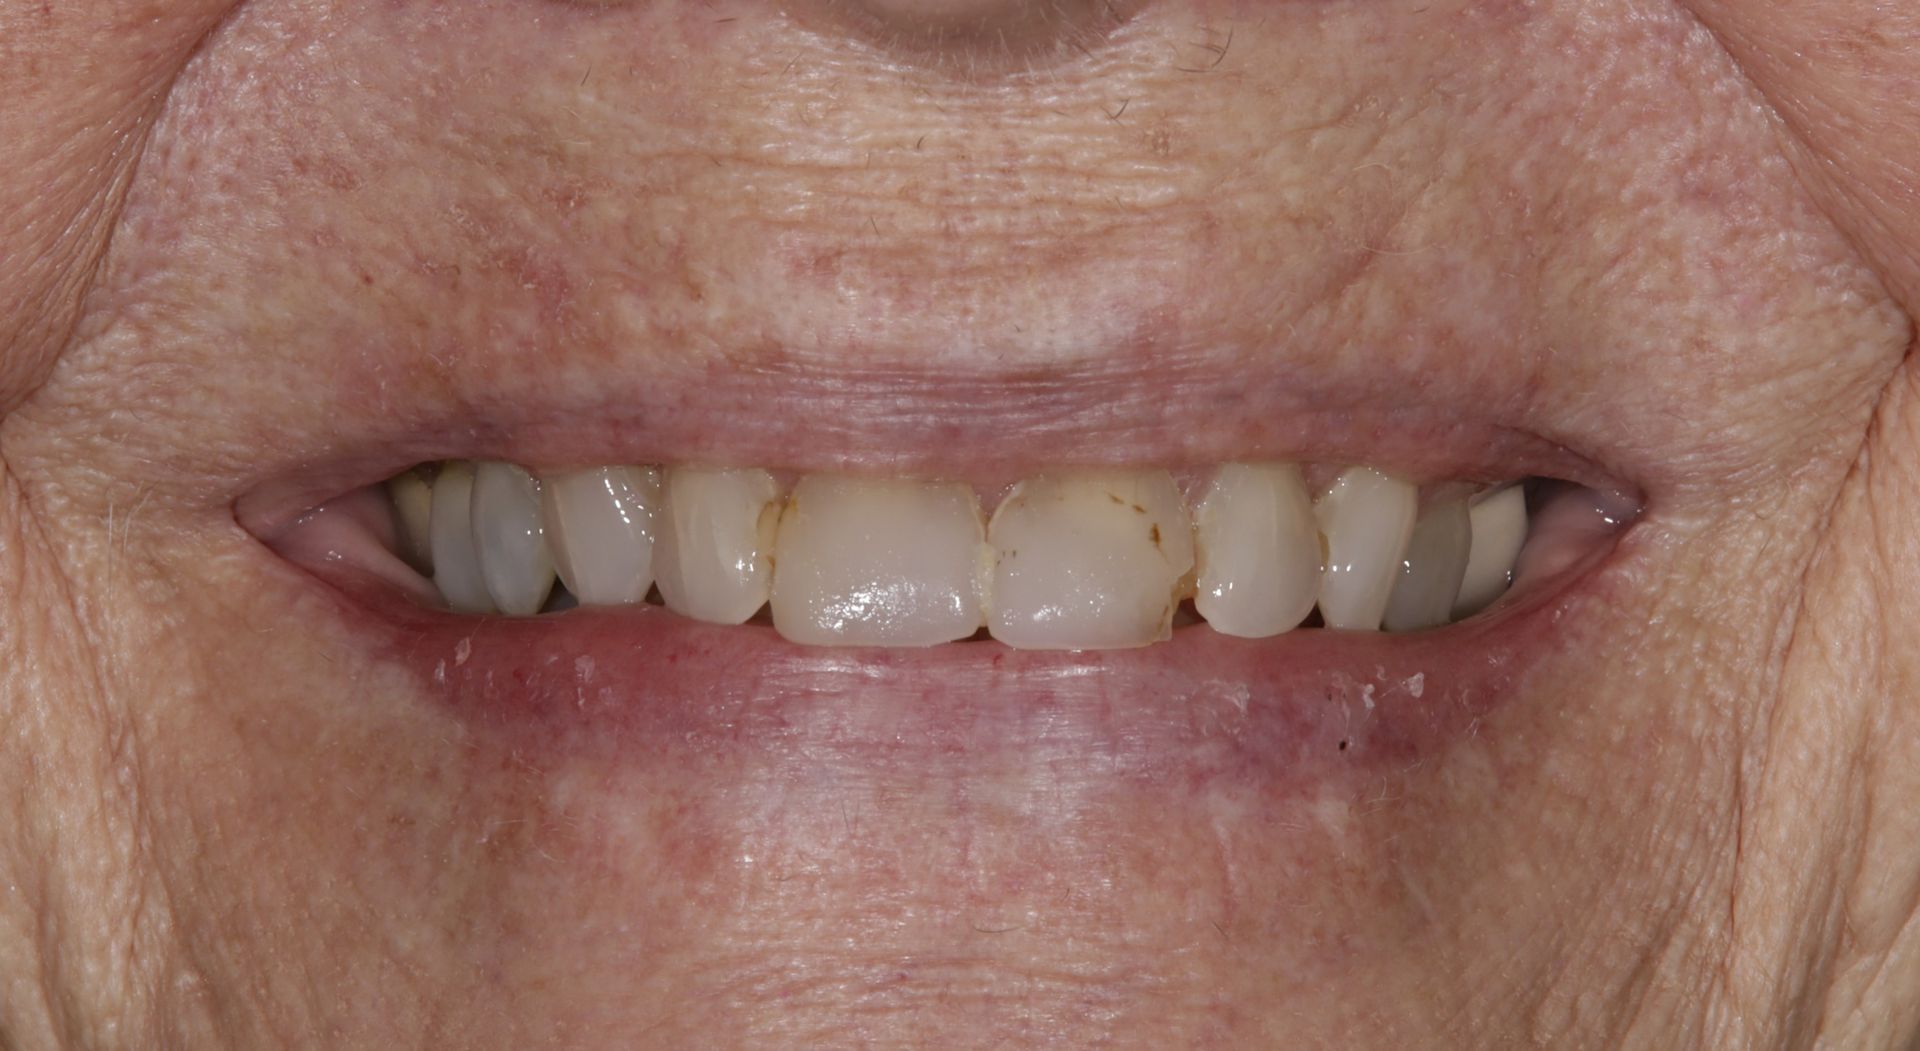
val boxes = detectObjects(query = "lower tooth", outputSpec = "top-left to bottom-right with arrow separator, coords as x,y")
1453,485 -> 1528,618
470,462 -> 556,616
986,470 -> 1194,650
1382,496 -> 1471,632
1315,467 -> 1417,631
770,476 -> 987,647
1192,463 -> 1322,638
541,466 -> 660,606
428,462 -> 496,614
652,467 -> 780,625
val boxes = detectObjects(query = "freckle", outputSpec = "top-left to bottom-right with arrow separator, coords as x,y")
1132,504 -> 1146,513
1109,493 -> 1125,505
1149,524 -> 1161,546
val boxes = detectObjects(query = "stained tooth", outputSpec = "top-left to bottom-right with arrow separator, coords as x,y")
653,467 -> 780,625
428,462 -> 495,614
1453,484 -> 1528,618
986,470 -> 1194,650
1382,497 -> 1471,632
1314,467 -> 1417,631
1192,463 -> 1321,638
541,466 -> 661,606
470,462 -> 556,616
770,476 -> 987,646
388,468 -> 435,574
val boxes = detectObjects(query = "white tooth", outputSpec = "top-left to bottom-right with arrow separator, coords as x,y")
388,469 -> 435,574
1314,467 -> 1417,631
770,476 -> 987,647
428,462 -> 495,614
1382,497 -> 1471,633
653,467 -> 780,625
1453,485 -> 1528,618
1192,463 -> 1321,638
470,462 -> 556,616
986,470 -> 1194,650
540,466 -> 661,606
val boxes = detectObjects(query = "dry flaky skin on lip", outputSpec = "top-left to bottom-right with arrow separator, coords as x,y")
3,1 -> 1920,1049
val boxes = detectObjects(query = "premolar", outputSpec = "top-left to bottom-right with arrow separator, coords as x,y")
770,476 -> 988,647
652,467 -> 780,625
986,470 -> 1194,650
1455,485 -> 1528,618
1315,467 -> 1418,631
542,466 -> 660,606
470,462 -> 556,616
1192,463 -> 1322,639
427,462 -> 495,614
1382,496 -> 1471,633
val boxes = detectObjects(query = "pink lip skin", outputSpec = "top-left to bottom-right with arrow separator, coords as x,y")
280,522 -> 1630,794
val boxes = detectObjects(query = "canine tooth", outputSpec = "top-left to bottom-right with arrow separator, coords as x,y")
471,462 -> 556,616
541,466 -> 661,606
770,476 -> 987,646
1192,463 -> 1321,638
1454,485 -> 1528,617
1382,497 -> 1471,632
428,462 -> 495,614
388,469 -> 435,573
1315,467 -> 1417,631
654,467 -> 780,625
987,470 -> 1194,650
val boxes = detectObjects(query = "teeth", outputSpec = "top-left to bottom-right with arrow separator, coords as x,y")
541,466 -> 661,606
427,462 -> 496,614
1314,467 -> 1418,631
1382,496 -> 1471,633
986,470 -> 1194,650
470,462 -> 557,616
1192,463 -> 1321,638
1453,485 -> 1528,618
388,468 -> 435,574
770,476 -> 988,647
652,467 -> 780,625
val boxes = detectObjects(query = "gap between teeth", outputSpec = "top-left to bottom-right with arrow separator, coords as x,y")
392,462 -> 1536,649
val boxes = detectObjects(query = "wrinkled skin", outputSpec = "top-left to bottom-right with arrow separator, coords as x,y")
3,0 -> 1920,1047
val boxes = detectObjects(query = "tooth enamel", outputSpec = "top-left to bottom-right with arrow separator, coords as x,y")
428,462 -> 496,614
1382,496 -> 1471,633
653,467 -> 781,625
770,476 -> 988,646
1453,485 -> 1528,618
540,466 -> 661,606
388,468 -> 435,574
986,470 -> 1194,650
470,462 -> 557,616
1314,467 -> 1418,631
1192,463 -> 1321,638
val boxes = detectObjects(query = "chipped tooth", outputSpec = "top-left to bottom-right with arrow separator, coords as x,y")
1192,463 -> 1321,638
541,466 -> 661,606
770,476 -> 987,647
1453,485 -> 1528,618
428,462 -> 496,614
1382,496 -> 1471,632
986,470 -> 1194,650
388,468 -> 435,574
470,462 -> 556,616
653,467 -> 780,625
1315,467 -> 1417,631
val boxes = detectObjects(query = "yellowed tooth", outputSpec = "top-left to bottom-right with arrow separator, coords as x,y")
1314,466 -> 1417,631
653,467 -> 781,625
541,466 -> 661,606
1192,463 -> 1322,638
428,462 -> 495,614
1382,496 -> 1471,632
1454,485 -> 1528,618
986,470 -> 1194,650
388,468 -> 435,574
770,476 -> 987,647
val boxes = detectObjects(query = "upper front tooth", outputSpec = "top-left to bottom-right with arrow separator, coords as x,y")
986,470 -> 1194,650
428,462 -> 495,614
1453,484 -> 1528,618
1192,463 -> 1321,638
652,466 -> 780,625
470,462 -> 557,616
541,466 -> 661,606
1315,466 -> 1417,631
1382,496 -> 1471,632
770,476 -> 988,647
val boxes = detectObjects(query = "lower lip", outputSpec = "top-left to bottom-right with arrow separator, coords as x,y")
325,562 -> 1600,794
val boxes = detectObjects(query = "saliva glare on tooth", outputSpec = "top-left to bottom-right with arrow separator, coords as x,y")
376,458 -> 1564,645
